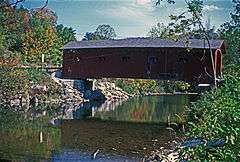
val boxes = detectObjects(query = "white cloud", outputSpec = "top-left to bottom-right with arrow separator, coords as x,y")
203,5 -> 221,12
134,0 -> 155,11
135,0 -> 152,5
98,6 -> 145,21
95,1 -> 157,37
96,3 -> 155,24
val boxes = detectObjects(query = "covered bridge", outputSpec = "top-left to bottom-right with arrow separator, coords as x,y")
61,38 -> 225,85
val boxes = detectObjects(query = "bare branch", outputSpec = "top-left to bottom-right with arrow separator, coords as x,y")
40,0 -> 49,10
0,0 -> 49,9
0,0 -> 25,8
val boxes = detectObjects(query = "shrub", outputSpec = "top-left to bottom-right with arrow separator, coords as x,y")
0,66 -> 63,104
115,79 -> 158,95
184,64 -> 240,161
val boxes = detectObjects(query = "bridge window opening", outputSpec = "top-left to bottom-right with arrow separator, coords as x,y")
98,56 -> 106,63
70,49 -> 76,54
76,57 -> 81,62
148,56 -> 157,64
67,67 -> 71,73
122,56 -> 130,62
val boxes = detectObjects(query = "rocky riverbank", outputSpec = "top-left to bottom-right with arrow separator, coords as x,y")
9,70 -> 131,109
51,70 -> 130,103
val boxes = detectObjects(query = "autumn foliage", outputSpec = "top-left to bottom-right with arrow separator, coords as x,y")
0,4 -> 76,66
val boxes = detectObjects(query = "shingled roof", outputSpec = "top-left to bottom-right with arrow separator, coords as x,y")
61,37 -> 224,50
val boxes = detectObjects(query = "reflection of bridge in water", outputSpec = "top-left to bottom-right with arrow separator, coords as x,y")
57,95 -> 193,158
73,99 -> 126,119
62,95 -> 193,124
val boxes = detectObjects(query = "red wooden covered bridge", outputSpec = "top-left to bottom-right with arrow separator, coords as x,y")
61,37 -> 225,85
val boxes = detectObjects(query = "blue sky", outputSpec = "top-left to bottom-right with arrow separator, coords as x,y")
24,0 -> 233,40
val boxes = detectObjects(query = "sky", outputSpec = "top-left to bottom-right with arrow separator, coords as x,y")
24,0 -> 233,40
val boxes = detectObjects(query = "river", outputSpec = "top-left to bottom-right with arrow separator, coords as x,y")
0,95 -> 196,161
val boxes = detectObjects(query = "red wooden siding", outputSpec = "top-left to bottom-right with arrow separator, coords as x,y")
62,47 -> 224,84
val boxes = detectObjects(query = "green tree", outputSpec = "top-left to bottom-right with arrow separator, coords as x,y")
95,24 -> 116,39
148,23 -> 171,38
156,0 -> 240,161
191,17 -> 219,39
21,15 -> 60,65
83,32 -> 101,41
0,5 -> 29,51
115,79 -> 158,95
56,24 -> 76,45
185,65 -> 240,161
220,0 -> 240,31
0,3 -> 75,65
218,0 -> 240,64
0,26 -> 6,55
83,24 -> 116,40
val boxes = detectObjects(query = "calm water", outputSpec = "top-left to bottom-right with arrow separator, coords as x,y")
23,0 -> 232,39
0,95 -> 194,161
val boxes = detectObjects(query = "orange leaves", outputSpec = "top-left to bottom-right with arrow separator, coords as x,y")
21,20 -> 59,64
32,8 -> 57,25
0,57 -> 19,66
1,5 -> 63,65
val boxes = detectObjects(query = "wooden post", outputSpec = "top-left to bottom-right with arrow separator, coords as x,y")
26,91 -> 30,111
39,131 -> 43,143
42,54 -> 45,71
92,79 -> 96,91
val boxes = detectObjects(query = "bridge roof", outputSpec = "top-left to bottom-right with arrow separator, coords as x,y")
62,37 -> 224,50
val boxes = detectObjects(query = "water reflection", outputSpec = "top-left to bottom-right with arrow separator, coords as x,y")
76,95 -> 190,124
0,95 -> 193,161
0,108 -> 61,161
60,119 -> 181,158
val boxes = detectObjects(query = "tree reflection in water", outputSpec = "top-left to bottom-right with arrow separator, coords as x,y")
0,95 -> 193,161
91,95 -> 190,124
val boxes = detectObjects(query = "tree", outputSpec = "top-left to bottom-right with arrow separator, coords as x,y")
220,0 -> 240,31
191,17 -> 218,39
0,26 -> 6,55
185,64 -> 240,161
21,11 -> 60,65
0,2 -> 77,66
83,24 -> 116,40
83,32 -> 99,41
95,24 -> 116,39
148,23 -> 171,38
0,0 -> 25,8
230,0 -> 240,26
0,5 -> 29,51
218,0 -> 240,64
56,24 -> 76,45
31,8 -> 57,25
0,0 -> 49,9
158,0 -> 219,87
156,0 -> 240,161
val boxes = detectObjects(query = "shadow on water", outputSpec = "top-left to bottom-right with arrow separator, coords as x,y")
0,95 -> 195,161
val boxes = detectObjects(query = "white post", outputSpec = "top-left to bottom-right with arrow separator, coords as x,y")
42,54 -> 45,71
39,131 -> 43,143
42,54 -> 45,64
